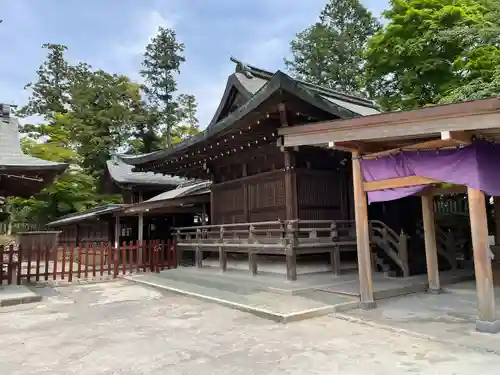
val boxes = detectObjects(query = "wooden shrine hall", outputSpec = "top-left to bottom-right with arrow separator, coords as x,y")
48,157 -> 208,246
119,58 -> 425,280
279,97 -> 500,333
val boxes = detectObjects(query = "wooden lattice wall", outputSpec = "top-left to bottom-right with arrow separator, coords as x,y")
210,144 -> 352,224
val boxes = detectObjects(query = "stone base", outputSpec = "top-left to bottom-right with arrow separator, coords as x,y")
426,287 -> 443,294
476,319 -> 500,334
359,301 -> 377,310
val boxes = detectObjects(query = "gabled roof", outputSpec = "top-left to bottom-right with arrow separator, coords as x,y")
106,156 -> 187,186
46,204 -> 123,227
119,58 -> 380,167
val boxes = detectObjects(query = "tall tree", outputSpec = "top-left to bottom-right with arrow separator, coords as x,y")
140,27 -> 185,147
285,0 -> 381,93
18,44 -> 71,118
363,0 -> 496,110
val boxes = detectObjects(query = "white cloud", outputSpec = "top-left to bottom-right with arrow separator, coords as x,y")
114,10 -> 177,57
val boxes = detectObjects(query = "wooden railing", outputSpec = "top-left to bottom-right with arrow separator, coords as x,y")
174,219 -> 411,279
415,222 -> 458,271
1,240 -> 177,285
369,220 -> 409,277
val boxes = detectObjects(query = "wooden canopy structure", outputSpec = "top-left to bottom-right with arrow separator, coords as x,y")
120,57 -> 379,228
279,97 -> 500,333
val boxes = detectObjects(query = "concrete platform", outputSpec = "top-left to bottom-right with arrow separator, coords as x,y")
0,285 -> 42,307
126,266 -> 473,323
126,270 -> 360,323
343,280 -> 500,353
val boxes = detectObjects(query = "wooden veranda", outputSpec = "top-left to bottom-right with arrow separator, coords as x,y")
279,98 -> 500,333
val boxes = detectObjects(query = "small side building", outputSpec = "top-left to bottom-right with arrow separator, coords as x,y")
47,157 -> 190,246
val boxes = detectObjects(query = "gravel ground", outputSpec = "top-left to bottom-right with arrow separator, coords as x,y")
0,280 -> 499,374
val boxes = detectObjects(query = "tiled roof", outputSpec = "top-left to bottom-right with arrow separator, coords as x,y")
46,204 -> 123,227
106,157 -> 187,186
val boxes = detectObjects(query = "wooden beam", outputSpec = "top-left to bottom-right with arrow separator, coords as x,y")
421,195 -> 441,292
328,141 -> 383,154
468,187 -> 500,333
416,184 -> 467,196
352,150 -> 376,308
280,98 -> 500,147
364,176 -> 441,192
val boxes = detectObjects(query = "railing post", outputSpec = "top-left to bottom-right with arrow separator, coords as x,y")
176,229 -> 182,267
399,230 -> 410,277
195,228 -> 203,268
248,225 -> 258,276
330,222 -> 340,276
219,226 -> 227,272
285,221 -> 297,281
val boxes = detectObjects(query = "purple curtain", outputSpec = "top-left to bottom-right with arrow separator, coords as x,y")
360,141 -> 500,203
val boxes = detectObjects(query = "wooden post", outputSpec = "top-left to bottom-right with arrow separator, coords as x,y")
137,192 -> 144,265
468,187 -> 500,333
285,221 -> 297,281
248,225 -> 258,276
421,195 -> 441,292
219,226 -> 227,272
195,228 -> 202,268
330,222 -> 340,276
114,215 -> 120,270
242,164 -> 250,222
283,149 -> 298,220
352,151 -> 376,309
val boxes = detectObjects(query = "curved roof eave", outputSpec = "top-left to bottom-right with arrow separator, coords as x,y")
118,71 -> 369,167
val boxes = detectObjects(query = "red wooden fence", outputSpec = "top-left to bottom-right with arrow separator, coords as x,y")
0,240 -> 177,285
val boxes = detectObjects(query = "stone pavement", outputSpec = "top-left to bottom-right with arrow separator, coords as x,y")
0,280 -> 500,374
344,281 -> 500,354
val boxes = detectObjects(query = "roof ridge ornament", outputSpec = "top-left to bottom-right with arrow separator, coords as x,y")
230,56 -> 254,79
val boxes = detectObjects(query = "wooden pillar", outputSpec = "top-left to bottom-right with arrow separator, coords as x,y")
421,195 -> 441,293
137,193 -> 144,264
352,151 -> 376,309
468,187 -> 500,333
284,148 -> 298,220
242,164 -> 249,222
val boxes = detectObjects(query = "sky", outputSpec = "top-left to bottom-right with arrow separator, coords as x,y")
0,0 -> 387,128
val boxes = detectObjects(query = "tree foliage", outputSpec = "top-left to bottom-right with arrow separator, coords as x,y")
285,0 -> 380,93
140,27 -> 186,148
13,26 -> 199,224
363,0 -> 499,110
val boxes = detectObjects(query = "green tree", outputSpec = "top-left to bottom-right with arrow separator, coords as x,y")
68,66 -> 145,177
363,0 -> 494,110
439,0 -> 500,102
140,27 -> 186,147
285,0 -> 381,93
18,44 -> 71,118
174,94 -> 200,142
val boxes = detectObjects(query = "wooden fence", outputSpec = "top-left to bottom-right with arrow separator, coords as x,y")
0,240 -> 177,285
